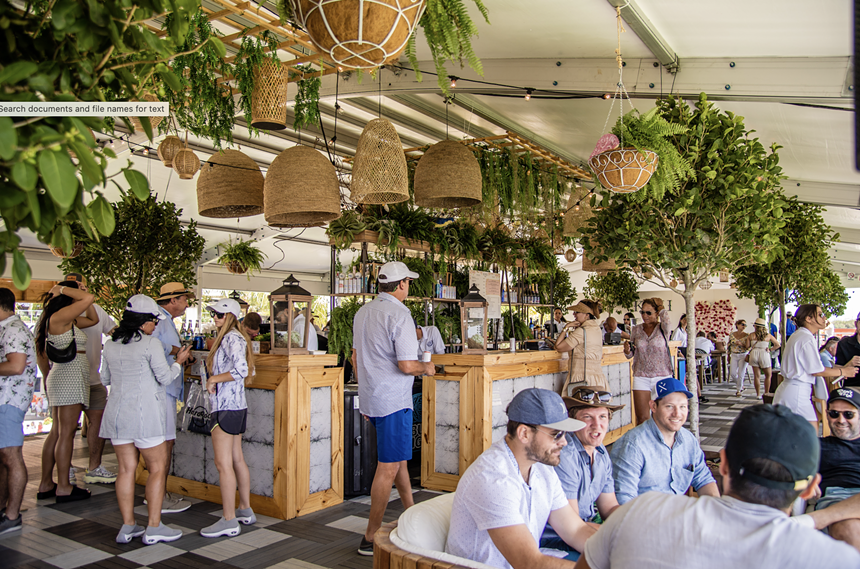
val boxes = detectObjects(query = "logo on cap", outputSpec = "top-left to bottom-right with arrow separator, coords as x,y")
838,389 -> 855,399
657,382 -> 668,395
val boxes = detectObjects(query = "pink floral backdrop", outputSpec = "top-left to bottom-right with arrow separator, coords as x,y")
694,300 -> 737,342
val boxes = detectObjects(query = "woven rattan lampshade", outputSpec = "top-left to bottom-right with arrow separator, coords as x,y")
252,60 -> 289,130
350,118 -> 409,204
157,135 -> 184,167
589,148 -> 658,193
264,145 -> 341,227
563,187 -> 592,237
295,0 -> 426,69
130,93 -> 163,132
173,147 -> 200,180
413,140 -> 482,208
197,150 -> 264,218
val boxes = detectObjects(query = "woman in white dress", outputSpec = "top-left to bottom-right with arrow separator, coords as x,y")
729,319 -> 750,397
774,305 -> 859,428
744,318 -> 780,398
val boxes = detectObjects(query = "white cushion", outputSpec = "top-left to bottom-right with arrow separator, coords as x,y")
397,492 -> 456,553
390,527 -> 497,569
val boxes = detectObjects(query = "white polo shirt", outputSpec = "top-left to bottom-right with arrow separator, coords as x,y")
417,325 -> 445,358
781,327 -> 823,385
446,438 -> 569,569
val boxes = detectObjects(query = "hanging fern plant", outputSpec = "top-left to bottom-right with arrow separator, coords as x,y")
234,30 -> 282,137
293,64 -> 322,130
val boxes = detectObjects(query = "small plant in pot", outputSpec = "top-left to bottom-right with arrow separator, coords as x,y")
217,240 -> 266,278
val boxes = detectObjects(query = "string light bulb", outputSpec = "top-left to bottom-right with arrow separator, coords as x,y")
525,89 -> 533,101
449,76 -> 458,88
603,93 -> 612,100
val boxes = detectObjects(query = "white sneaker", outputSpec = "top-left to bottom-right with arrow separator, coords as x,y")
84,465 -> 117,484
143,522 -> 182,545
143,493 -> 192,514
68,466 -> 77,483
200,516 -> 241,538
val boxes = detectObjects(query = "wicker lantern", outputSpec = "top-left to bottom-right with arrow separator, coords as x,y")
294,0 -> 426,69
719,269 -> 730,282
460,285 -> 489,355
173,147 -> 200,180
350,118 -> 409,204
563,187 -> 592,237
264,145 -> 341,227
564,249 -> 577,263
197,150 -> 264,218
268,275 -> 313,356
699,280 -> 713,290
413,140 -> 482,208
581,240 -> 616,274
129,93 -> 163,132
252,60 -> 289,130
589,148 -> 658,193
157,135 -> 184,167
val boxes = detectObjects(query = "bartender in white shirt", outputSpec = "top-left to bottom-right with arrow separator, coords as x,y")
415,320 -> 445,358
545,307 -> 566,338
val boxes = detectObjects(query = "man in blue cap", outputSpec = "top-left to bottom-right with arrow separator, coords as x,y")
446,388 -> 597,569
610,378 -> 719,504
577,404 -> 860,568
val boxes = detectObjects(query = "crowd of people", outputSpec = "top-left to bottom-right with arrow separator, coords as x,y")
4,264 -> 860,567
0,276 -> 257,543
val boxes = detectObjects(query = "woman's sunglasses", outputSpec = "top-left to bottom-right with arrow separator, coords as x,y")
572,388 -> 612,403
209,310 -> 225,319
639,310 -> 653,316
828,410 -> 856,420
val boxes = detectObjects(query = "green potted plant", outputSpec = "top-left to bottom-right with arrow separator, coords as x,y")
582,269 -> 640,316
233,30 -> 286,132
217,239 -> 267,278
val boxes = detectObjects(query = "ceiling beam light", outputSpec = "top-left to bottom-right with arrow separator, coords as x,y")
525,89 -> 533,100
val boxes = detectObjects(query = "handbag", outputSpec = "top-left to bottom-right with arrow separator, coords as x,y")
183,380 -> 212,436
46,319 -> 78,364
813,376 -> 830,401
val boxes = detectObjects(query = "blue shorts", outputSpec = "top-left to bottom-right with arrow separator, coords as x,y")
369,409 -> 413,463
0,405 -> 25,448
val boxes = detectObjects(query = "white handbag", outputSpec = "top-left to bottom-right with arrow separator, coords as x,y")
813,376 -> 830,400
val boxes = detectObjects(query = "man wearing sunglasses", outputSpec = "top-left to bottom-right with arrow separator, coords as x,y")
447,388 -> 596,568
816,387 -> 860,550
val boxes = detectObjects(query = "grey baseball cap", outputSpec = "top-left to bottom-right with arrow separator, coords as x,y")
507,388 -> 586,431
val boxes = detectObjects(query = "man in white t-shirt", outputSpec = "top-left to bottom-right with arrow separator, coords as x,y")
416,323 -> 445,358
577,405 -> 860,568
446,388 -> 596,568
64,273 -> 117,484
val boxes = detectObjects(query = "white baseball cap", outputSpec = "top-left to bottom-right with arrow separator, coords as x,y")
378,261 -> 419,283
207,298 -> 241,320
127,294 -> 165,320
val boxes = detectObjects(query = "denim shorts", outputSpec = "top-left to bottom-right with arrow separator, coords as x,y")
369,409 -> 412,463
0,405 -> 26,448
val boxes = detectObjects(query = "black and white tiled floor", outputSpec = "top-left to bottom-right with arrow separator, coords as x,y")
2,381 -> 757,569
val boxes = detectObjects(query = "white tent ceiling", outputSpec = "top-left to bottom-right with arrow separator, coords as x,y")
11,0 -> 860,290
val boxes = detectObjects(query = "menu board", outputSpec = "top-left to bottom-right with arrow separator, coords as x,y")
469,270 -> 502,319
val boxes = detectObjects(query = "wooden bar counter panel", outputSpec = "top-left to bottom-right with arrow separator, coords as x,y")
136,354 -> 343,520
421,347 -> 637,491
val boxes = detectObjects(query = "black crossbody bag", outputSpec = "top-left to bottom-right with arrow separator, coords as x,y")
46,318 -> 78,364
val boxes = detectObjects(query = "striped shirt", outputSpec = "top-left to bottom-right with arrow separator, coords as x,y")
353,292 -> 419,417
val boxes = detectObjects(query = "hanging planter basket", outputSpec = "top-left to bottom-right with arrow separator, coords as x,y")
225,261 -> 247,275
294,0 -> 427,69
264,145 -> 341,227
49,242 -> 84,259
413,140 -> 482,208
350,118 -> 409,204
173,147 -> 200,180
252,60 -> 290,130
589,148 -> 658,193
157,135 -> 184,168
197,150 -> 264,218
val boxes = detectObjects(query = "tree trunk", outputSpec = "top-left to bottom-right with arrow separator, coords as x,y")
684,286 -> 699,440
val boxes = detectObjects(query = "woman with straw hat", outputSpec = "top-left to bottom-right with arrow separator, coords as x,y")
743,318 -> 781,398
556,300 -> 608,396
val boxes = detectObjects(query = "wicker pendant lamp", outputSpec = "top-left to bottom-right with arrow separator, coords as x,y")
264,145 -> 341,227
197,150 -> 264,218
157,135 -> 184,167
294,0 -> 426,69
413,140 -> 482,208
172,132 -> 200,180
252,60 -> 289,130
350,118 -> 409,204
130,93 -> 163,132
563,187 -> 592,237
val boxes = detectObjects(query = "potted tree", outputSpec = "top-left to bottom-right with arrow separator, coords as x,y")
217,240 -> 267,278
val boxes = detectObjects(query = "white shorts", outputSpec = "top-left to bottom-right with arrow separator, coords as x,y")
111,436 -> 165,449
165,395 -> 177,441
632,376 -> 661,392
748,349 -> 771,369
773,379 -> 816,422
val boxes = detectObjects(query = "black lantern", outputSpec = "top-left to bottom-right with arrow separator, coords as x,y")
228,290 -> 250,317
268,275 -> 313,355
460,284 -> 489,355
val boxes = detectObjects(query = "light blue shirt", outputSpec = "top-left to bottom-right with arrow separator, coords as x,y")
152,305 -> 183,400
610,418 -> 715,504
820,350 -> 836,369
555,433 -> 615,521
353,292 -> 419,417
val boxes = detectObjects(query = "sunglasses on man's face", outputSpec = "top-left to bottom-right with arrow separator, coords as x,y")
572,388 -> 612,403
828,410 -> 856,420
530,425 -> 565,441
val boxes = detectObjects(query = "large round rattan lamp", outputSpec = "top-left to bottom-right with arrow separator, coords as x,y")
294,0 -> 426,69
413,140 -> 482,208
264,145 -> 341,227
563,187 -> 592,237
252,60 -> 289,130
173,147 -> 200,180
157,135 -> 184,168
350,118 -> 409,204
197,150 -> 264,218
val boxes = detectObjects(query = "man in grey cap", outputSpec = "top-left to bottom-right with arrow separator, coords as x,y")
446,388 -> 597,568
352,261 -> 435,555
577,405 -> 860,568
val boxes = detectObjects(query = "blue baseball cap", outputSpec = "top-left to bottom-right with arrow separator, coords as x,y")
507,388 -> 586,431
652,378 -> 694,401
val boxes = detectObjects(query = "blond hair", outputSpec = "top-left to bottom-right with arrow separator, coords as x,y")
206,313 -> 256,377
